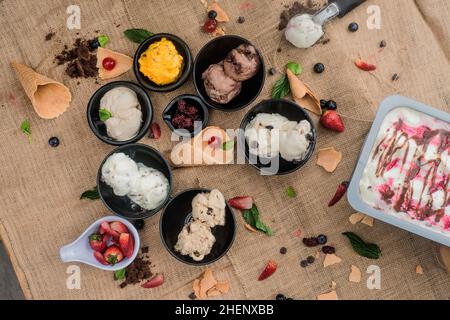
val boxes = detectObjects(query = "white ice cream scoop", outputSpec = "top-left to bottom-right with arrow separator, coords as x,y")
285,0 -> 366,48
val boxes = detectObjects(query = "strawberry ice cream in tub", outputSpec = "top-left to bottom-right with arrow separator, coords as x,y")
348,95 -> 450,246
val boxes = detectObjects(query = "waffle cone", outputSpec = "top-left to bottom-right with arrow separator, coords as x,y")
11,62 -> 71,119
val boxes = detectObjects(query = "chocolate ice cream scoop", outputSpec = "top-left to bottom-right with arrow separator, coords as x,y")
202,63 -> 242,104
223,44 -> 260,82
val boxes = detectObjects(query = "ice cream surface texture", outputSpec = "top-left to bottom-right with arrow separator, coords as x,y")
100,87 -> 142,141
202,63 -> 242,104
285,14 -> 324,49
223,44 -> 260,81
245,113 -> 312,161
102,153 -> 169,210
138,37 -> 184,85
359,107 -> 450,234
174,221 -> 216,261
192,189 -> 226,228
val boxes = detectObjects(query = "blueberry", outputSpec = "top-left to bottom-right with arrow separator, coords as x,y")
237,16 -> 246,24
48,137 -> 60,148
320,99 -> 328,109
276,294 -> 286,300
208,10 -> 217,19
317,234 -> 328,245
306,256 -> 315,264
133,219 -> 145,230
300,260 -> 309,268
348,22 -> 359,32
325,100 -> 337,111
90,39 -> 100,49
279,247 -> 287,254
314,63 -> 325,74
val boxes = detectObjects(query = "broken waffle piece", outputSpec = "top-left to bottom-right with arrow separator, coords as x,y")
193,268 -> 230,299
349,265 -> 361,283
361,215 -> 374,227
317,290 -> 339,300
349,212 -> 365,225
317,147 -> 342,173
416,265 -> 424,275
323,253 -> 342,267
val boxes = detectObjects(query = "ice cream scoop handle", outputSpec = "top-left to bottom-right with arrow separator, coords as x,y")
332,0 -> 366,18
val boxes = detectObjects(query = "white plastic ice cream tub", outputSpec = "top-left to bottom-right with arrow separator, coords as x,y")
348,95 -> 450,246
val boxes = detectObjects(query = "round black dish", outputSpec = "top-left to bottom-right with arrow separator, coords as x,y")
163,94 -> 209,138
160,188 -> 236,266
193,35 -> 265,112
97,143 -> 173,220
133,33 -> 193,92
87,81 -> 153,146
239,99 -> 317,175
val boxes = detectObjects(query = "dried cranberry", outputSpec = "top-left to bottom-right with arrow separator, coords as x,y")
203,19 -> 218,33
177,99 -> 187,112
322,246 -> 336,254
302,237 -> 319,247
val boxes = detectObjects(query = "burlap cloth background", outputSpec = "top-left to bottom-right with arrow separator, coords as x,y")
0,0 -> 449,300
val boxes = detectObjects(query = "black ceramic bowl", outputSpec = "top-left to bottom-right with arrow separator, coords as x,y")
87,81 -> 153,146
163,94 -> 209,138
193,35 -> 265,112
97,144 -> 173,220
239,99 -> 317,175
133,33 -> 193,92
160,188 -> 236,266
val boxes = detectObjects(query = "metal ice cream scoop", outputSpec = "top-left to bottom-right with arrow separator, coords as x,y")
285,0 -> 366,49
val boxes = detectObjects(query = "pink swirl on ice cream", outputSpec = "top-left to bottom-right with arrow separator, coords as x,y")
360,107 -> 450,233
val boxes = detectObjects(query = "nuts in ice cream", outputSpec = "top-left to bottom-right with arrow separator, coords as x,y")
101,152 -> 169,210
100,87 -> 142,141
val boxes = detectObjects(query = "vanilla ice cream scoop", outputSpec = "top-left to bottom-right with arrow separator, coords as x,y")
101,153 -> 139,196
285,0 -> 365,49
100,86 -> 142,141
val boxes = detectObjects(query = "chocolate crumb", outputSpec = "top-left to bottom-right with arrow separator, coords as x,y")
392,73 -> 400,81
55,38 -> 98,79
380,40 -> 387,48
141,246 -> 149,254
278,1 -> 320,30
277,47 -> 282,53
189,292 -> 197,300
237,16 -> 245,24
45,32 -> 55,41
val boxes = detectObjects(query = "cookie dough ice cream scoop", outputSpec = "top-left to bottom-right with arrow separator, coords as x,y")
285,0 -> 365,49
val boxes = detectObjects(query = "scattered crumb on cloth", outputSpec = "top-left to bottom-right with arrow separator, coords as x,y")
323,253 -> 342,267
317,290 -> 338,300
349,265 -> 361,283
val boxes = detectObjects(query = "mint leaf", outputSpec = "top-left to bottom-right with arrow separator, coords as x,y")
80,187 -> 100,200
286,62 -> 302,75
222,140 -> 234,151
342,232 -> 381,259
114,268 -> 126,281
99,108 -> 112,122
20,119 -> 32,143
98,35 -> 109,48
286,186 -> 297,198
124,29 -> 154,44
271,75 -> 290,99
242,205 -> 273,236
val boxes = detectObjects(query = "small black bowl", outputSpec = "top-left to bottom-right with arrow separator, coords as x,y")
133,33 -> 193,92
87,81 -> 153,146
239,99 -> 317,175
97,143 -> 173,220
163,94 -> 209,138
160,188 -> 236,266
193,35 -> 265,112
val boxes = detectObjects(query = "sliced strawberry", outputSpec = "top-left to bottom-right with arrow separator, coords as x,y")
258,260 -> 277,281
228,196 -> 253,210
89,233 -> 107,252
94,251 -> 109,265
207,136 -> 222,149
99,221 -> 120,240
110,221 -> 129,234
127,234 -> 134,259
141,274 -> 164,289
119,233 -> 130,257
103,245 -> 124,265
320,110 -> 345,133
149,123 -> 161,139
355,58 -> 376,71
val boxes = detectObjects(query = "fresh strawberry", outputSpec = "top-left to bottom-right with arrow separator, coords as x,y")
103,245 -> 124,265
119,233 -> 130,257
149,123 -> 161,139
258,260 -> 277,281
228,196 -> 253,210
127,234 -> 134,259
94,251 -> 109,265
89,233 -> 107,252
320,110 -> 345,133
141,274 -> 164,289
99,221 -> 120,240
207,136 -> 222,149
328,181 -> 349,207
355,59 -> 376,71
110,221 -> 129,234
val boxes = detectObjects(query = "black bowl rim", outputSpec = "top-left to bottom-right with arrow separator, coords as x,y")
96,143 -> 173,220
87,81 -> 153,146
239,98 -> 317,176
159,187 -> 237,266
162,94 -> 209,138
133,33 -> 193,92
193,34 -> 266,112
